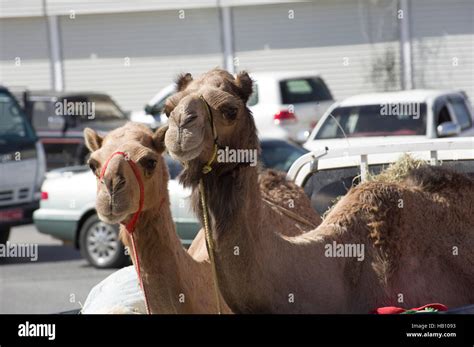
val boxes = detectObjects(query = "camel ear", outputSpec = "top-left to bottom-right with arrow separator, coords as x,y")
234,71 -> 253,103
175,73 -> 193,92
152,125 -> 168,154
84,128 -> 103,152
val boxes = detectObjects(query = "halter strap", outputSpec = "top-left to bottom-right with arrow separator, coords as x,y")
99,151 -> 151,314
200,96 -> 219,175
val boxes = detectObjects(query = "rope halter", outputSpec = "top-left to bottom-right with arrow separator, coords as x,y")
99,151 -> 151,314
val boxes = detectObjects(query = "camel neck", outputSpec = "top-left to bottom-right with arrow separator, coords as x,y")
127,195 -> 200,313
201,166 -> 262,247
198,164 -> 349,313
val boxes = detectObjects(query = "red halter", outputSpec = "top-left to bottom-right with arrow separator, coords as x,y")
99,151 -> 144,233
99,151 -> 150,313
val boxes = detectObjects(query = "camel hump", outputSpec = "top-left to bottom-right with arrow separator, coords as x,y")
404,165 -> 474,193
258,169 -> 322,227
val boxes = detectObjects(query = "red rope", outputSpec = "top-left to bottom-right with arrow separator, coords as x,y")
99,151 -> 150,313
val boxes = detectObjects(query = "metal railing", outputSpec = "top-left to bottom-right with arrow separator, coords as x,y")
288,138 -> 474,183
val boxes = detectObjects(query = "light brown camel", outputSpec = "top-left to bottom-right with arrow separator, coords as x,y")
163,68 -> 474,313
83,122 -> 320,313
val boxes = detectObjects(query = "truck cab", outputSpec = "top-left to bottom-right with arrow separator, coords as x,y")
0,86 -> 46,244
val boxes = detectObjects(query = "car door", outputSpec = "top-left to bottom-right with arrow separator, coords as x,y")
432,96 -> 457,138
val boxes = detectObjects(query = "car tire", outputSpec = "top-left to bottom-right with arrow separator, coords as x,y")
0,226 -> 10,245
79,214 -> 129,269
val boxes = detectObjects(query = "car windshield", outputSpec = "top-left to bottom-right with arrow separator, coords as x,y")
316,103 -> 427,139
59,95 -> 126,122
0,90 -> 36,142
280,77 -> 332,104
260,140 -> 308,172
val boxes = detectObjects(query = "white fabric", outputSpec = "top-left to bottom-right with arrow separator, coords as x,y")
82,265 -> 146,314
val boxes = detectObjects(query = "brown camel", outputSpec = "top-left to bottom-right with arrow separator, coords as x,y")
163,68 -> 474,313
83,122 -> 319,313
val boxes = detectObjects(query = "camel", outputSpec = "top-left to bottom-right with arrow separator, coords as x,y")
163,68 -> 474,313
81,122 -> 320,313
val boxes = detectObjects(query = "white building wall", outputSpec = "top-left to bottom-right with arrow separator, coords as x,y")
60,9 -> 222,111
232,0 -> 402,100
0,16 -> 51,89
411,0 -> 474,103
1,0 -> 472,110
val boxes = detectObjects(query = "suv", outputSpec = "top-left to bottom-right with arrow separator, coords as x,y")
304,89 -> 474,153
0,86 -> 46,244
23,91 -> 130,170
138,72 -> 334,144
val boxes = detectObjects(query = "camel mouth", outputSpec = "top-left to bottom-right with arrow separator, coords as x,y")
169,147 -> 201,162
168,140 -> 204,163
97,210 -> 129,225
96,192 -> 134,225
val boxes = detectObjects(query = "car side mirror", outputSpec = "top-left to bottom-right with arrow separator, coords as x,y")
437,121 -> 461,137
145,104 -> 162,116
47,115 -> 65,131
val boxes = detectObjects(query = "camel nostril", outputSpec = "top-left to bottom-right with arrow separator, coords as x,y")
103,176 -> 126,194
115,178 -> 126,191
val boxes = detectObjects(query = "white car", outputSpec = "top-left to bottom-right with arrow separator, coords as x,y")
304,89 -> 474,153
137,72 -> 334,143
33,155 -> 198,268
34,139 -> 307,268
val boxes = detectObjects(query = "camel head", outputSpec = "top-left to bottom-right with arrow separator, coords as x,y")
164,68 -> 259,186
84,122 -> 168,225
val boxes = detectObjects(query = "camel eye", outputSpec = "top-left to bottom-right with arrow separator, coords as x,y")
141,158 -> 157,175
221,105 -> 238,121
88,160 -> 99,177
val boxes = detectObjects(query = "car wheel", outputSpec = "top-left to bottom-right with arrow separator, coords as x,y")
0,226 -> 10,245
79,214 -> 129,269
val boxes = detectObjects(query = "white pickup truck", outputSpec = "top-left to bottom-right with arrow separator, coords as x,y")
289,137 -> 474,215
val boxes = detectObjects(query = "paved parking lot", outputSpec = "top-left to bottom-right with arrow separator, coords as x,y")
0,224 -> 115,313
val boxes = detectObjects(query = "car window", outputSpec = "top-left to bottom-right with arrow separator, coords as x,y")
0,91 -> 36,141
449,98 -> 472,129
247,83 -> 259,107
316,104 -> 427,139
436,105 -> 452,126
260,141 -> 308,172
279,77 -> 332,104
32,101 -> 55,129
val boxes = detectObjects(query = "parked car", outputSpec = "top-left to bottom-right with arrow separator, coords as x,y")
304,89 -> 474,152
0,86 -> 46,245
33,139 -> 307,268
21,91 -> 134,170
139,71 -> 334,143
